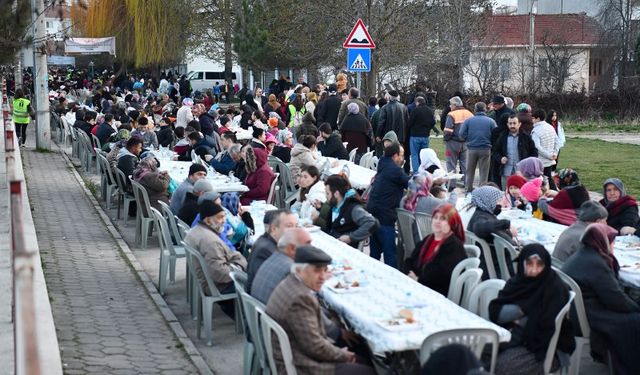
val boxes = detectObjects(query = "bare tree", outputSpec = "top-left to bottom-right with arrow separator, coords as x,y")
536,32 -> 586,93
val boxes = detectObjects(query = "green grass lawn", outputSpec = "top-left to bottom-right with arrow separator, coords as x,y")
427,137 -> 640,196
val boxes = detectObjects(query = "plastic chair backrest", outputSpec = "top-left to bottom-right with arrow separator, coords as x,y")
464,244 -> 481,258
553,267 -> 590,339
420,328 -> 500,374
465,230 -> 497,279
267,173 -> 280,206
269,156 -> 296,195
467,279 -> 506,320
448,258 -> 481,303
492,233 -> 520,281
130,179 -> 154,219
259,307 -> 298,375
395,208 -> 416,260
238,289 -> 269,372
449,268 -> 483,308
97,153 -> 116,184
543,291 -> 575,374
414,212 -> 433,239
158,201 -> 183,245
114,168 -> 129,195
359,150 -> 374,168
182,241 -> 226,298
369,156 -> 378,171
91,134 -> 102,149
150,207 -> 179,257
348,148 -> 357,163
177,221 -> 191,238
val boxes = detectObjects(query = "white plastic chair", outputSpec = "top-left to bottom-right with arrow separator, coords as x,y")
492,233 -> 520,281
259,307 -> 297,375
158,201 -> 185,246
396,208 -> 417,260
236,285 -> 270,375
97,153 -> 117,209
150,208 -> 186,295
266,173 -> 280,207
448,258 -> 481,306
414,212 -> 433,239
465,230 -> 497,279
182,241 -> 240,346
348,148 -> 357,163
369,156 -> 378,171
359,150 -> 374,168
449,268 -> 483,308
553,268 -> 591,375
419,328 -> 499,374
467,279 -> 506,320
130,178 -> 155,249
464,244 -> 481,258
543,292 -> 575,375
114,168 -> 136,222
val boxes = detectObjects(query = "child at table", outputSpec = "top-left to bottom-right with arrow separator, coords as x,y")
499,175 -> 527,210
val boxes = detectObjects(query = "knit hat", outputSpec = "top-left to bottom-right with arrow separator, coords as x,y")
267,117 -> 279,128
188,163 -> 208,176
199,201 -> 223,219
520,178 -> 543,202
265,132 -> 277,145
197,191 -> 221,205
193,179 -> 213,193
328,84 -> 338,94
182,98 -> 194,107
382,130 -> 398,143
516,103 -> 531,113
471,186 -> 503,213
578,200 -> 608,222
506,175 -> 527,189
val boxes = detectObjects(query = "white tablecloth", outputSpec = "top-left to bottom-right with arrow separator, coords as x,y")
328,159 -> 376,190
497,210 -> 640,288
312,232 -> 511,354
159,160 -> 249,193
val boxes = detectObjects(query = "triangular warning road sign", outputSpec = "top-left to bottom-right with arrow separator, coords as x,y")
343,19 -> 376,49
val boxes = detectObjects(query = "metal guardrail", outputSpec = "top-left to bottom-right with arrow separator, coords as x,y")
2,77 -> 41,375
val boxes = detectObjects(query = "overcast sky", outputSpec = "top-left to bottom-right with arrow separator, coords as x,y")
496,0 -> 518,6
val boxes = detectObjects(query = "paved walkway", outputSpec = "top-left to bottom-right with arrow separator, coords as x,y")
566,132 -> 640,145
22,145 -> 198,374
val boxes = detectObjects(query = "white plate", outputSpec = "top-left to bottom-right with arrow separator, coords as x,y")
325,281 -> 364,294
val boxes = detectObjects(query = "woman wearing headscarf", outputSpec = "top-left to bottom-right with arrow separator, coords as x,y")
295,111 -> 319,139
405,204 -> 467,296
537,169 -> 590,226
417,148 -> 443,174
599,178 -> 639,235
240,147 -> 275,205
467,185 -> 516,244
516,156 -> 544,181
263,94 -> 280,115
340,102 -> 371,160
271,128 -> 293,163
402,172 -> 457,216
242,90 -> 262,112
490,244 -> 575,375
562,223 -> 640,374
132,155 -> 170,211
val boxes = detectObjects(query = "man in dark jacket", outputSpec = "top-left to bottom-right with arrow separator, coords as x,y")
157,117 -> 174,147
246,210 -> 298,292
376,90 -> 409,172
96,113 -> 116,145
489,94 -> 515,185
195,103 -> 217,137
74,110 -> 96,137
116,136 -> 143,189
205,132 -> 238,175
321,174 -> 377,247
366,142 -> 409,268
492,114 -> 538,189
407,96 -> 435,172
316,84 -> 342,130
317,123 -> 348,160
177,131 -> 213,161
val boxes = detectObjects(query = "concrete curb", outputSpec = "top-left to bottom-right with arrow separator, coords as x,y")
56,145 -> 214,375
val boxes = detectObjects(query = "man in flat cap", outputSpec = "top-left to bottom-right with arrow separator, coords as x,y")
184,201 -> 247,316
266,246 -> 375,375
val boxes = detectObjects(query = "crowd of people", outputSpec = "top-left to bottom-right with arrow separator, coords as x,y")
8,66 -> 640,374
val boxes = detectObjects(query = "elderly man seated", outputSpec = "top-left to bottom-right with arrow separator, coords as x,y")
184,201 -> 247,317
266,246 -> 375,375
251,228 -> 311,304
170,163 -> 208,214
552,200 -> 608,263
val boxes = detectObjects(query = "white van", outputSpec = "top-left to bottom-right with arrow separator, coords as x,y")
187,71 -> 242,93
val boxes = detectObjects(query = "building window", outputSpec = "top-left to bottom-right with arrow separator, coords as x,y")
46,21 -> 52,28
480,58 -> 511,80
590,59 -> 603,76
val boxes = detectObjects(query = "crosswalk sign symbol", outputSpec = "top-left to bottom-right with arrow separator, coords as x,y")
347,48 -> 371,72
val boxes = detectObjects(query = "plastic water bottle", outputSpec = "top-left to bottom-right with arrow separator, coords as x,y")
342,164 -> 350,177
525,203 -> 532,217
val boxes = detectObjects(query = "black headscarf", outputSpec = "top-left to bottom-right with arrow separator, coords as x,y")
489,244 -> 574,360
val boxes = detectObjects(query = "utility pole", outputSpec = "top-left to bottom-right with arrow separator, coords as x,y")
529,0 -> 536,93
32,0 -> 51,150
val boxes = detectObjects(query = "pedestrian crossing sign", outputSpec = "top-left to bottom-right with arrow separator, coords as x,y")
347,48 -> 371,72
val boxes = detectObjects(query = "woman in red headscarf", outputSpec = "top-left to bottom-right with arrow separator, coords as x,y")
406,203 -> 467,296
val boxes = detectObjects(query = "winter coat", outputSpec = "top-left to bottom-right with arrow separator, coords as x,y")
316,95 -> 341,129
406,235 -> 467,296
340,113 -> 370,154
241,148 -> 275,205
366,156 -> 409,225
407,105 -> 436,137
376,99 -> 409,143
317,132 -> 348,160
289,143 -> 321,180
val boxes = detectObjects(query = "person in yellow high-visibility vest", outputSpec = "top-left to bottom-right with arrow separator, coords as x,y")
12,88 -> 35,147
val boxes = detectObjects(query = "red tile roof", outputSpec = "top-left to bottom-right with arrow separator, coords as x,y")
477,13 -> 601,47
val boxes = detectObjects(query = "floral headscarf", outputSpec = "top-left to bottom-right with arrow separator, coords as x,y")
404,172 -> 433,212
471,186 -> 503,214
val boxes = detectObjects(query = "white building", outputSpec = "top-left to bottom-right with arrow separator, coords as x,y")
464,13 -> 607,94
517,0 -> 602,18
